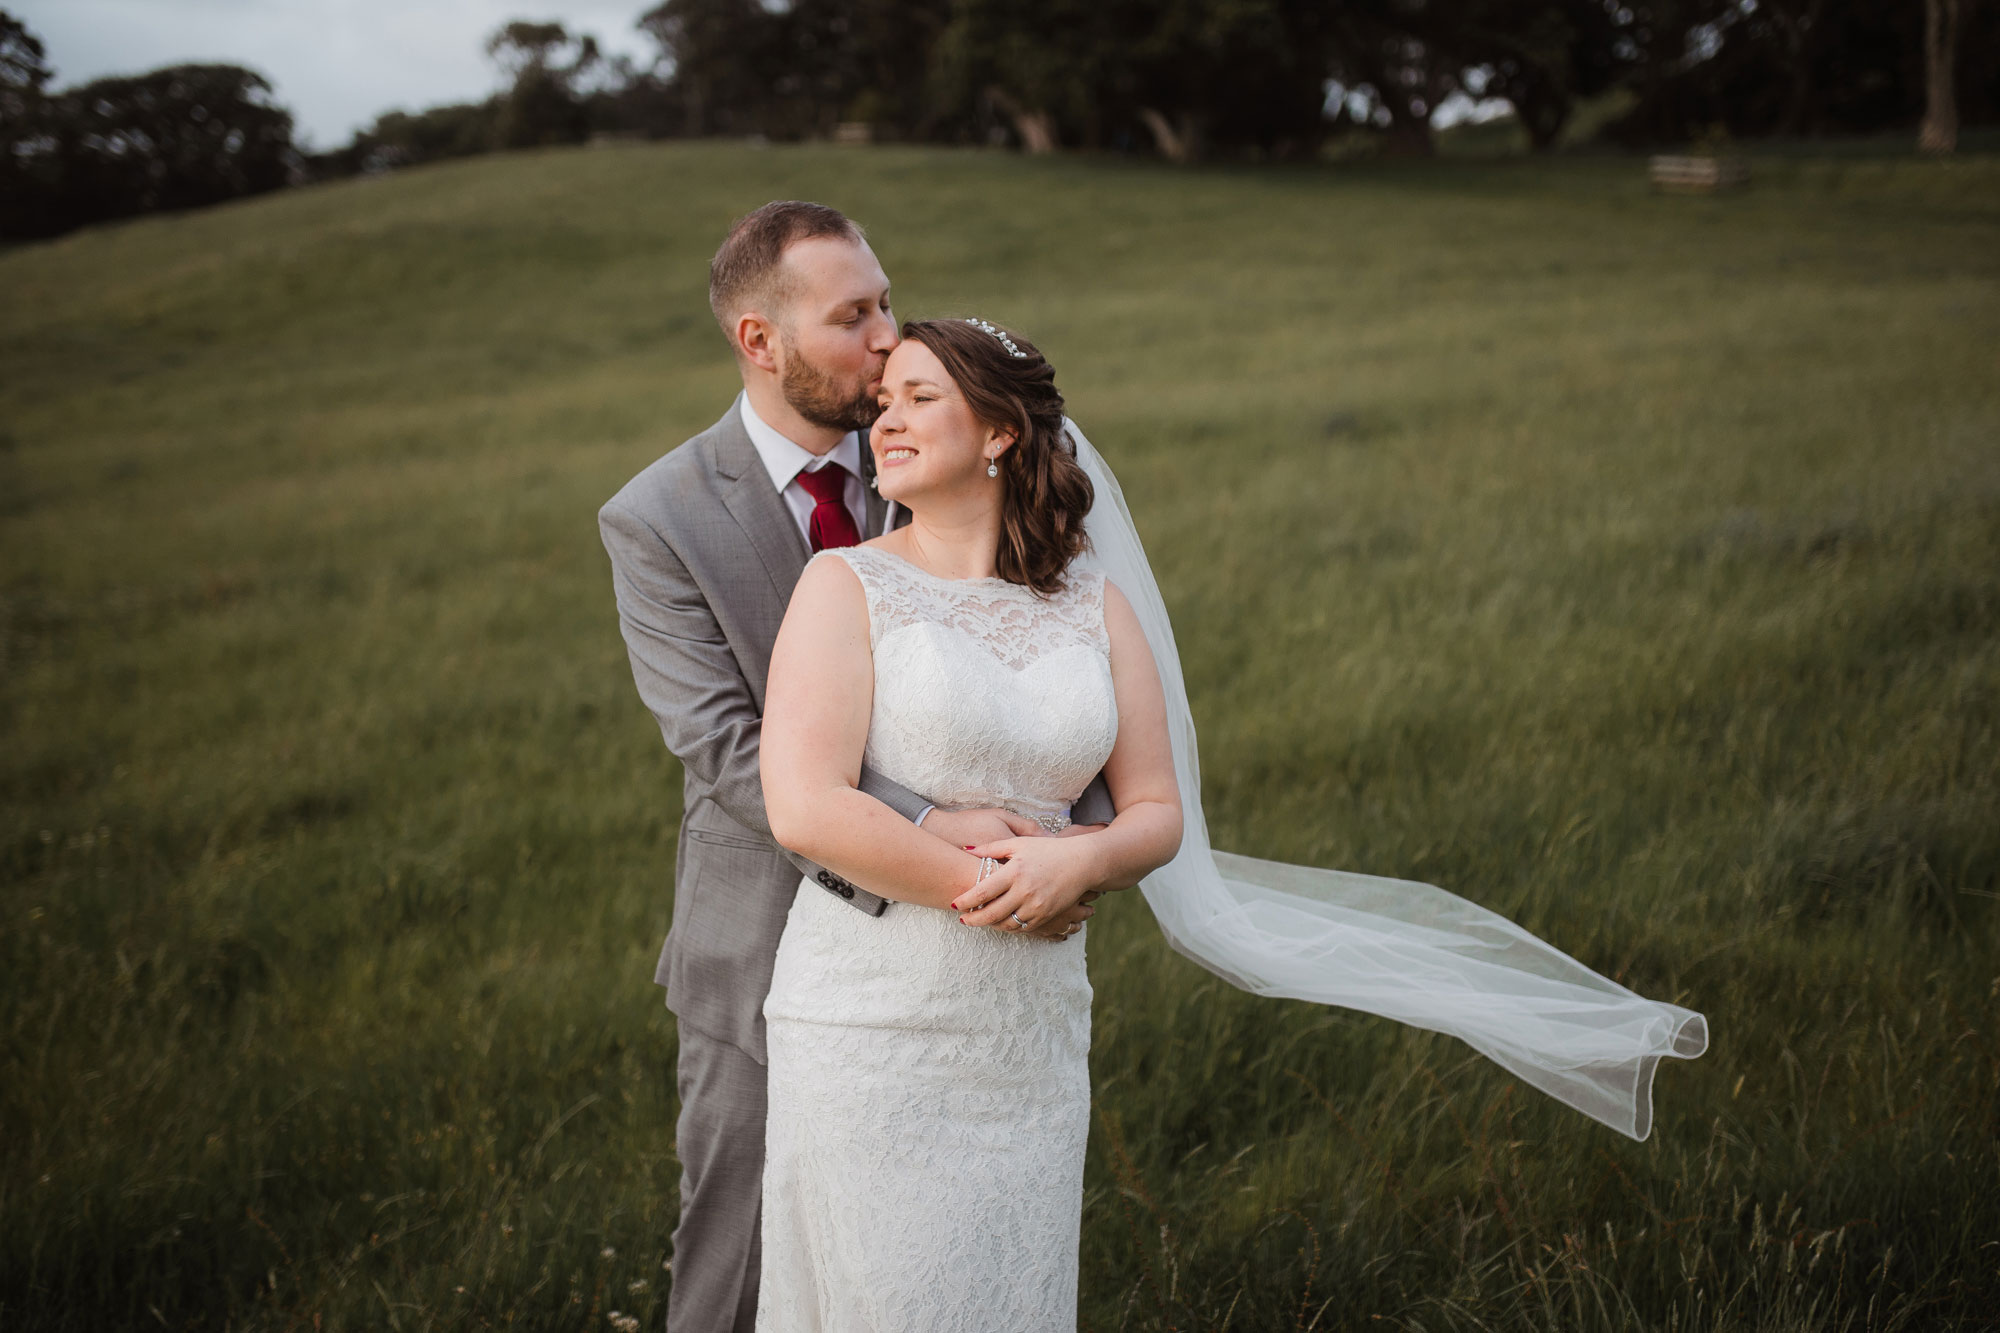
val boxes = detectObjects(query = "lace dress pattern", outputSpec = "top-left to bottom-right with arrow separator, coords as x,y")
757,546 -> 1117,1332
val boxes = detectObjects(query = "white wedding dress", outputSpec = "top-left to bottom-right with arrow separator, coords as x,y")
757,545 -> 1118,1333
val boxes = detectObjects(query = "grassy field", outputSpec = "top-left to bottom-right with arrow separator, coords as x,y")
3,140 -> 1997,1331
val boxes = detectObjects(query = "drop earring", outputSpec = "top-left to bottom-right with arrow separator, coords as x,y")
986,459 -> 999,478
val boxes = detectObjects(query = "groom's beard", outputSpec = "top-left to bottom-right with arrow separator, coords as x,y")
781,350 -> 883,434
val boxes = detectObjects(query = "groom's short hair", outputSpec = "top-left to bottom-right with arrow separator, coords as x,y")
709,201 -> 866,342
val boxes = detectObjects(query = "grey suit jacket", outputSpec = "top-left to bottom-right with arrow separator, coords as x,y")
599,405 -> 909,1060
600,404 -> 1115,1063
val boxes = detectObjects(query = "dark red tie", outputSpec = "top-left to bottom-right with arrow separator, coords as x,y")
795,463 -> 861,552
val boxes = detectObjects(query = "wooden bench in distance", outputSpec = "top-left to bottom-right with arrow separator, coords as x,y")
1649,154 -> 1749,193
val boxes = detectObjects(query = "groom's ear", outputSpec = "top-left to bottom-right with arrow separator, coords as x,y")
736,311 -> 781,373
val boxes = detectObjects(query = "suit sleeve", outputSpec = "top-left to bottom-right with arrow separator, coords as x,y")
599,497 -> 931,862
1070,773 -> 1115,826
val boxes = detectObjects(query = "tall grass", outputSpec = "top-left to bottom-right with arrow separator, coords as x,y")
3,142 -> 1997,1330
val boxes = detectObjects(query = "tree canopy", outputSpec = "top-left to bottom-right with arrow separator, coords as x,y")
1,13 -> 300,242
4,1 -> 1994,243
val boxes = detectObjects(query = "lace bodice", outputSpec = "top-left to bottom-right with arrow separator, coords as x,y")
817,545 -> 1118,828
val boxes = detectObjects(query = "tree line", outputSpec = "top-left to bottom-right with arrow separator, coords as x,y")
3,1 -> 1993,242
622,0 -> 1992,159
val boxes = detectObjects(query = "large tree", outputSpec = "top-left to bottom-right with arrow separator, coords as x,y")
927,0 -> 1112,152
1,9 -> 58,236
487,19 -> 600,147
0,7 -> 47,120
784,0 -> 952,140
640,0 -> 785,137
32,63 -> 296,235
1758,0 -> 1833,135
1115,0 -> 1338,160
1918,0 -> 1961,152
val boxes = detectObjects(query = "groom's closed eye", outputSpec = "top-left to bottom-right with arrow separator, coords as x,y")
835,298 -> 892,327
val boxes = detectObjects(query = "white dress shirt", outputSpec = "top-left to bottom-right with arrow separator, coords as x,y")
739,393 -> 873,545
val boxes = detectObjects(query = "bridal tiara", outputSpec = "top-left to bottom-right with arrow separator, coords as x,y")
964,317 -> 1028,359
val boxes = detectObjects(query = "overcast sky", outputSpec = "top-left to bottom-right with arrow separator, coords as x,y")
14,0 -> 659,149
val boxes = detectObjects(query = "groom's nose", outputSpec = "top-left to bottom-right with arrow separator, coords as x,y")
866,309 -> 898,354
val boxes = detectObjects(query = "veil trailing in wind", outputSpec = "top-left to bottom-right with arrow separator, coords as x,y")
1064,420 -> 1708,1141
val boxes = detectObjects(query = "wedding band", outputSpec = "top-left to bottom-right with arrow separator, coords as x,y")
1010,912 -> 1027,929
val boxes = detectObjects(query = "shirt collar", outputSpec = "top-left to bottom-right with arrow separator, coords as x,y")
739,392 -> 860,493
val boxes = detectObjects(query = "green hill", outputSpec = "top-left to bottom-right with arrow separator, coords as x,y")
4,141 -> 1998,1330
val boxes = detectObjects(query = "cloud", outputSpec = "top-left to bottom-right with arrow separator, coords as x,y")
12,0 -> 656,148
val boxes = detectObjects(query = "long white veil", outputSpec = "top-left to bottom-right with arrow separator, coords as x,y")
1065,420 -> 1708,1141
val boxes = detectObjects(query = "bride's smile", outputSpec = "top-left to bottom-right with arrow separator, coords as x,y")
868,339 -> 1014,507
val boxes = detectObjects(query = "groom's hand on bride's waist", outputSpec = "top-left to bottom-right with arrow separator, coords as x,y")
918,807 -> 1045,850
1033,899 -> 1097,942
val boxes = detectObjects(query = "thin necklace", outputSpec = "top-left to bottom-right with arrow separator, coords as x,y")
901,526 -> 999,584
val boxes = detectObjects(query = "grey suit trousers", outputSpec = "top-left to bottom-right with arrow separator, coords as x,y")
668,1026 -> 765,1333
601,406 -> 903,1333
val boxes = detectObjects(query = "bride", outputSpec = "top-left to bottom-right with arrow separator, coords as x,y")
757,316 -> 1180,1330
756,317 -> 1706,1330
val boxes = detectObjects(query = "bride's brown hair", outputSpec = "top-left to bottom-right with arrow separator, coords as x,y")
898,318 -> 1093,597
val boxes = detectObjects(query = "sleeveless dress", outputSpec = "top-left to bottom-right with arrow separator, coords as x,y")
756,546 -> 1119,1333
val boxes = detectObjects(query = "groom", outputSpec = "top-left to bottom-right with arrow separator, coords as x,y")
599,202 -> 1112,1332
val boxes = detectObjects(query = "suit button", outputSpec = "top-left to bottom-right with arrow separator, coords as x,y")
816,871 -> 835,888
838,885 -> 855,899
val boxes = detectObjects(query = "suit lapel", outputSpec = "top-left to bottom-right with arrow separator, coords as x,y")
710,409 -> 810,603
